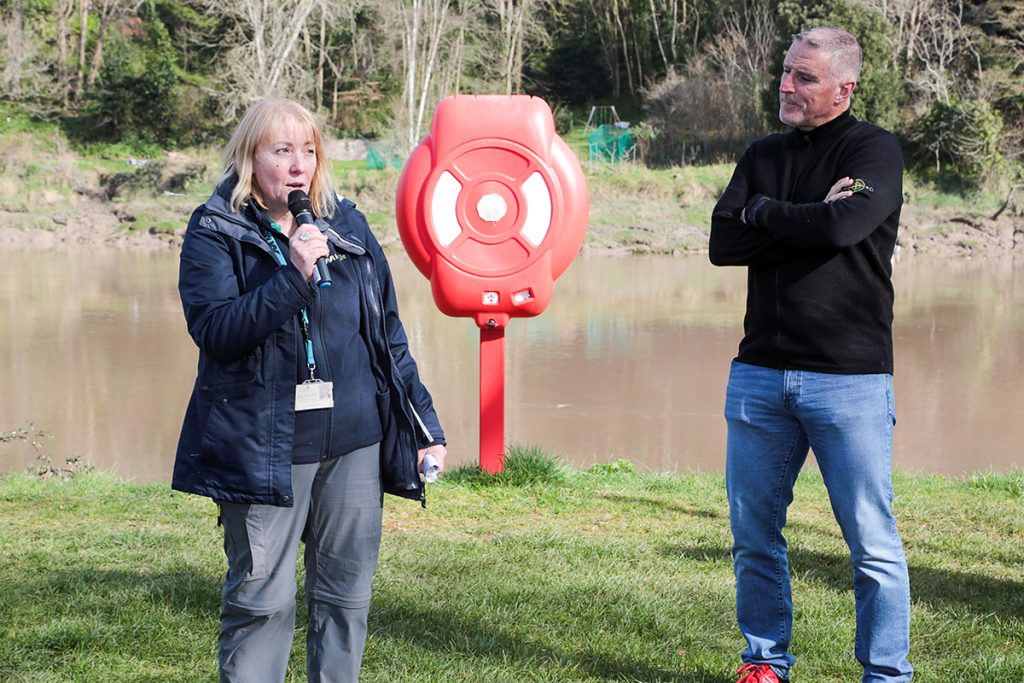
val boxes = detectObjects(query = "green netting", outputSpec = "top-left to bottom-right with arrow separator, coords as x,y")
365,143 -> 404,170
588,124 -> 636,162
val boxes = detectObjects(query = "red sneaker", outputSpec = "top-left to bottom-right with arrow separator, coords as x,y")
736,663 -> 783,683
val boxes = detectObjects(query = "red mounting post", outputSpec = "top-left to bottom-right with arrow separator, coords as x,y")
479,326 -> 505,473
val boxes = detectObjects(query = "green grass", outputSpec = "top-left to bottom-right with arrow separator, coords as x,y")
902,176 -> 1004,212
0,213 -> 59,231
1,448 -> 1021,682
331,158 -> 372,174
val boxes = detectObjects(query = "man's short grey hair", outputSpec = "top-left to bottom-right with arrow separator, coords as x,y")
793,27 -> 862,84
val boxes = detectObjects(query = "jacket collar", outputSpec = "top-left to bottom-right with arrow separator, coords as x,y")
203,179 -> 367,257
790,109 -> 855,147
322,198 -> 367,256
200,181 -> 271,253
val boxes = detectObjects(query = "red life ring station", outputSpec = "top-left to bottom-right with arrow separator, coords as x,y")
396,95 -> 589,473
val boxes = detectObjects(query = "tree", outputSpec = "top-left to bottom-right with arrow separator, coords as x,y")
392,0 -> 477,152
73,0 -> 88,103
85,10 -> 181,143
964,0 -> 1024,151
215,0 -> 320,117
523,2 -> 612,106
320,3 -> 399,135
490,0 -> 555,94
54,0 -> 77,105
1,0 -> 69,114
642,0 -> 775,165
913,97 -> 1006,188
584,0 -> 649,98
895,0 -> 979,104
1,0 -> 26,97
83,0 -> 143,97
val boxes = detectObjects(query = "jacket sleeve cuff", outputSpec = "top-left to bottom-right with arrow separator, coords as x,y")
281,263 -> 317,304
743,194 -> 770,227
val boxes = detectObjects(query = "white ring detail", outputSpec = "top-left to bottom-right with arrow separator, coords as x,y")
431,171 -> 463,247
520,172 -> 552,247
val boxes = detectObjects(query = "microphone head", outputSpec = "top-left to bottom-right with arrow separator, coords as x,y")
287,189 -> 313,215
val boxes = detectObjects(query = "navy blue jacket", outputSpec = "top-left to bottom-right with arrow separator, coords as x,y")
173,182 -> 444,506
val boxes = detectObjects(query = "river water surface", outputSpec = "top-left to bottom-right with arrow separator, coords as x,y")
1,249 -> 1021,481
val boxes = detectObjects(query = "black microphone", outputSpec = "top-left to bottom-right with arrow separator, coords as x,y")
288,189 -> 331,288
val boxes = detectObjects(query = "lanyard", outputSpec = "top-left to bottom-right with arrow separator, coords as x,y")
261,220 -> 318,380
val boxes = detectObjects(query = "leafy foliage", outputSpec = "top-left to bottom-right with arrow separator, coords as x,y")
525,23 -> 613,107
1,421 -> 89,479
912,98 -> 1006,189
82,14 -> 180,145
0,0 -> 1018,186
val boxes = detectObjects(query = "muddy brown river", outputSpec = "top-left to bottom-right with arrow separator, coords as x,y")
1,249 -> 1021,480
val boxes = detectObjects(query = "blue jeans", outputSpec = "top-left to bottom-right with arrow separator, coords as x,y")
725,361 -> 912,682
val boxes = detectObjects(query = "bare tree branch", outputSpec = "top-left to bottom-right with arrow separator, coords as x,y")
213,0 -> 320,116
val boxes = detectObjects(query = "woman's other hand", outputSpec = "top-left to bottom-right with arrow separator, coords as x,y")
418,444 -> 447,477
823,177 -> 853,204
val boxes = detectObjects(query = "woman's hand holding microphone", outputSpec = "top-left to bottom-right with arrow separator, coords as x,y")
289,228 -> 329,283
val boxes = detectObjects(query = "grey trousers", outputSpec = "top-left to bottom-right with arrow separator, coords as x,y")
217,443 -> 383,683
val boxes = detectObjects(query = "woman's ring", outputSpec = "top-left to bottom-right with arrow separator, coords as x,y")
299,231 -> 311,241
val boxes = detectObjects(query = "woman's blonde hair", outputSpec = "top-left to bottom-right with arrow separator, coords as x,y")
218,98 -> 336,218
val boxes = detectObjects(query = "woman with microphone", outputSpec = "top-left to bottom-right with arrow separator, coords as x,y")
173,98 -> 447,682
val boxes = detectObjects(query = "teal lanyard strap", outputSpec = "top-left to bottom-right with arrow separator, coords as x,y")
261,221 -> 317,380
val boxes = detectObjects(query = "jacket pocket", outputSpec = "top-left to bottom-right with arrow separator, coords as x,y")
203,376 -> 258,401
199,377 -> 261,477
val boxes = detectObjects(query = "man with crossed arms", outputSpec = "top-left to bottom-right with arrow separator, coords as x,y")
709,26 -> 913,683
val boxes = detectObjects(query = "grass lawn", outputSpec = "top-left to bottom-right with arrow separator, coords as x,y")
1,451 -> 1021,682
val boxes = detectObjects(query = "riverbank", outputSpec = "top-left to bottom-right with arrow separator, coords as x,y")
1,130 -> 1021,258
1,450 -> 1021,682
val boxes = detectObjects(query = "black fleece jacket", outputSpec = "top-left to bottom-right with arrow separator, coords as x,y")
709,110 -> 903,374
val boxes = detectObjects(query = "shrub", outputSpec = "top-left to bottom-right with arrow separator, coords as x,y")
88,17 -> 179,144
912,98 -> 1006,189
642,66 -> 769,166
642,2 -> 777,166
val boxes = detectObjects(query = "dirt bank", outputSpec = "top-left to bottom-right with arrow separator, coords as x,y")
1,185 -> 1021,260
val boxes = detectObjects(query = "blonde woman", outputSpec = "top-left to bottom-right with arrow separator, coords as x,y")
173,98 -> 447,682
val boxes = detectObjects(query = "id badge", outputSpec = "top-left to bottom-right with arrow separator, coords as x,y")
295,381 -> 334,411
